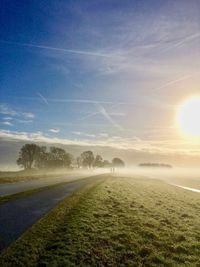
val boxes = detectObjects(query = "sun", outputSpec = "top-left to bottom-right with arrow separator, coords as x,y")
176,96 -> 200,138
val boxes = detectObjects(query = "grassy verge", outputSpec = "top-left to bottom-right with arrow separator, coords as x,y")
1,176 -> 200,266
0,170 -> 83,184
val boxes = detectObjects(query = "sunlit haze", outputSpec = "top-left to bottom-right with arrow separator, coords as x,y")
176,96 -> 200,138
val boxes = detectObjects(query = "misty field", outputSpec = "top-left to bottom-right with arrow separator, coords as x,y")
0,175 -> 200,267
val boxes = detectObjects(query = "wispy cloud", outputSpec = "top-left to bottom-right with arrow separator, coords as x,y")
2,121 -> 13,126
16,96 -> 124,105
72,131 -> 96,138
0,103 -> 35,119
0,40 -> 122,59
48,98 -> 124,105
49,128 -> 60,133
71,131 -> 82,135
3,117 -> 13,121
1,129 -> 200,156
154,75 -> 192,91
16,119 -> 33,124
21,112 -> 35,119
0,104 -> 17,116
158,32 -> 200,54
0,103 -> 34,129
80,103 -> 125,121
109,112 -> 126,117
99,133 -> 109,138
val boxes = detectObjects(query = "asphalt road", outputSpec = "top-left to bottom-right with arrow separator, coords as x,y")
0,170 -> 105,196
0,175 -> 104,250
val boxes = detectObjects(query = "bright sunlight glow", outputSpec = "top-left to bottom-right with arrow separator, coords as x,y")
177,96 -> 200,138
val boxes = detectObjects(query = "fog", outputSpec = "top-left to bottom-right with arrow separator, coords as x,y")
116,166 -> 200,189
1,164 -> 200,191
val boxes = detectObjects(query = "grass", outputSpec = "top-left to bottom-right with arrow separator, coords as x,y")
0,169 -> 81,184
0,175 -> 200,266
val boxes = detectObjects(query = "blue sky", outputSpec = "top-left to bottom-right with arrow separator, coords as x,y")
0,0 -> 200,155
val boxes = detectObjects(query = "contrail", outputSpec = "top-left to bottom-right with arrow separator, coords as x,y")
0,40 -> 121,58
154,75 -> 192,91
80,103 -> 124,121
48,98 -> 125,105
37,92 -> 49,105
95,103 -> 123,130
15,96 -> 124,105
159,32 -> 200,54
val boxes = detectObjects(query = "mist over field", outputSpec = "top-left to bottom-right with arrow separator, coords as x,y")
1,139 -> 200,171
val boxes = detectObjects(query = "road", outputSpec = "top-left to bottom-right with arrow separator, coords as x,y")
0,170 -> 105,196
0,174 -> 105,250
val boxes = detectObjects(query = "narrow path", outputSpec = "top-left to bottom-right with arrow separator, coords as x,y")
0,171 -> 104,196
0,175 -> 104,250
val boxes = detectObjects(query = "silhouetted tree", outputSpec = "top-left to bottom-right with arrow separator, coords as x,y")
35,146 -> 49,169
76,156 -> 82,168
93,155 -> 103,167
47,147 -> 73,168
112,157 -> 125,168
80,151 -> 94,168
17,144 -> 41,169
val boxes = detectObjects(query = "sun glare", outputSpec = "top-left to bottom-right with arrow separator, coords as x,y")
177,96 -> 200,138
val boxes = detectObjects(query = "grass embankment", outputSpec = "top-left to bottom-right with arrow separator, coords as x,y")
0,169 -> 81,184
1,176 -> 200,266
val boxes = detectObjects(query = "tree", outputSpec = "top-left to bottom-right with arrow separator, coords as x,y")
35,146 -> 48,169
48,147 -> 73,168
76,156 -> 82,168
80,151 -> 94,168
93,155 -> 103,168
112,157 -> 125,168
17,144 -> 41,169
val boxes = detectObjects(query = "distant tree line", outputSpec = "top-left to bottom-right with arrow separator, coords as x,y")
17,143 -> 125,170
139,163 -> 172,168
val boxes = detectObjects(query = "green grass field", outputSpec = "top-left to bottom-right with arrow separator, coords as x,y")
1,175 -> 200,266
0,169 -> 82,183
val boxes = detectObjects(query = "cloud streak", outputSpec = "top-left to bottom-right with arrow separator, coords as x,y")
49,128 -> 60,133
37,92 -> 49,105
94,103 -> 123,130
0,103 -> 35,127
154,75 -> 192,91
0,40 -> 122,59
2,121 -> 13,126
1,129 -> 200,156
158,32 -> 200,54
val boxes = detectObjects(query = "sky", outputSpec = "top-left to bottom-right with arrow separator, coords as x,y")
0,0 -> 200,164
